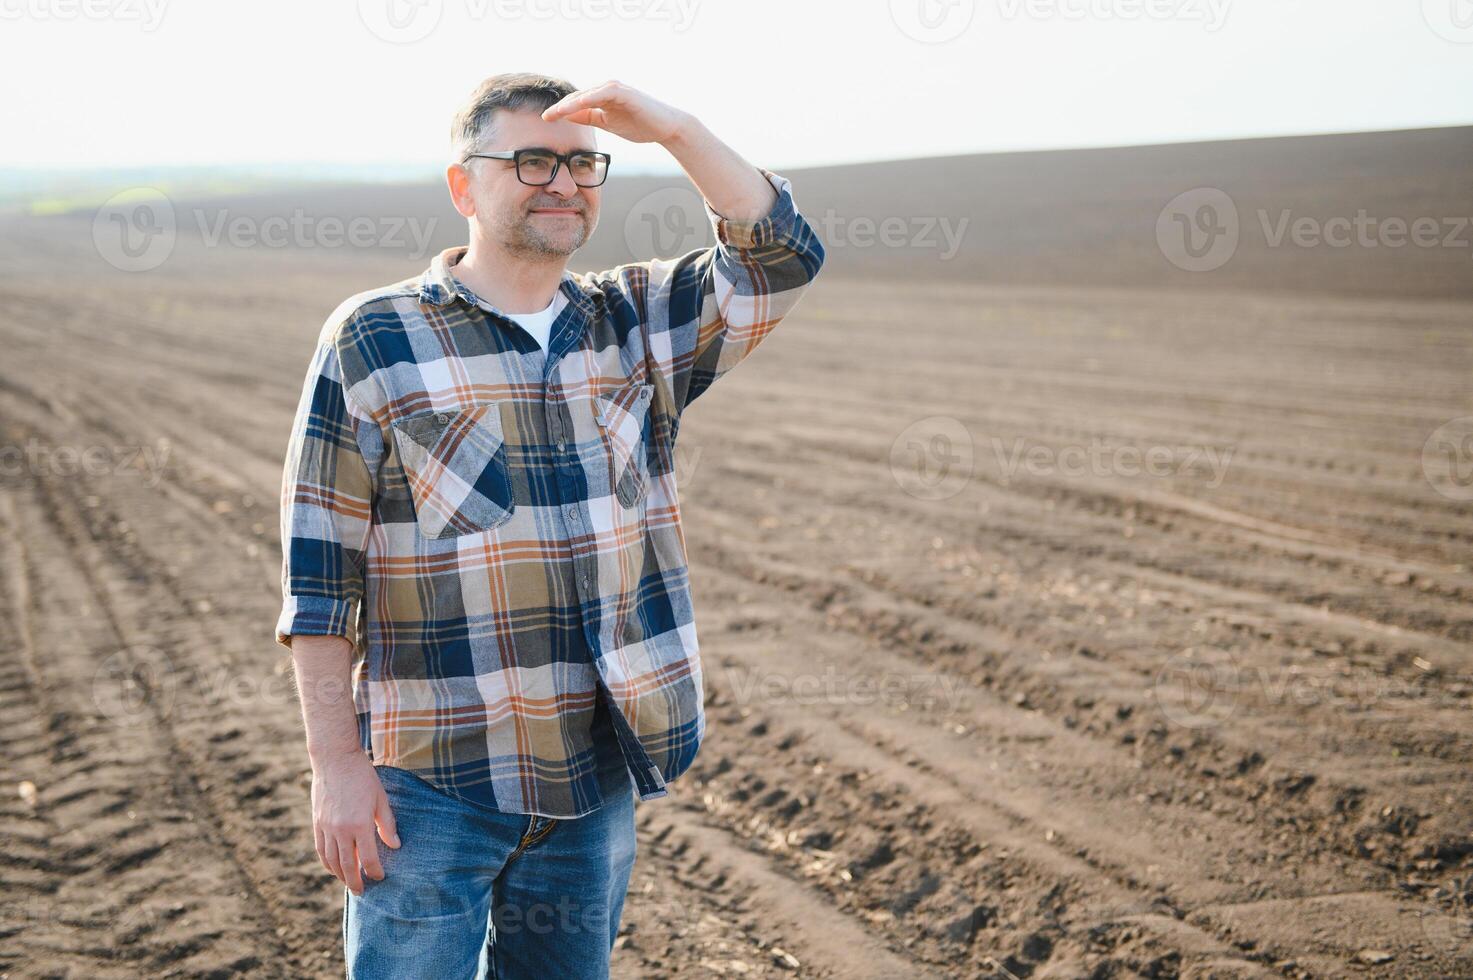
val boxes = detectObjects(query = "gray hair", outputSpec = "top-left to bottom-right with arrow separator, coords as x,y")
450,72 -> 578,170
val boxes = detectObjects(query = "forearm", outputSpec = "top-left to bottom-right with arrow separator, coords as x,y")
663,115 -> 778,224
289,634 -> 363,765
288,632 -> 392,896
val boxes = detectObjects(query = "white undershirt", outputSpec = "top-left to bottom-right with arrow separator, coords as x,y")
502,290 -> 569,351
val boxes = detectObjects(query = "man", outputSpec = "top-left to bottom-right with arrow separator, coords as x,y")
275,73 -> 824,979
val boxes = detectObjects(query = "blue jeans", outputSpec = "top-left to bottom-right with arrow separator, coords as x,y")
342,762 -> 637,979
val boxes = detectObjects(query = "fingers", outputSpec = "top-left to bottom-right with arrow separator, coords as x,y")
551,107 -> 607,128
338,831 -> 367,895
323,835 -> 353,894
375,787 -> 402,850
355,827 -> 384,884
354,785 -> 396,884
543,81 -> 623,120
543,98 -> 588,121
321,822 -> 371,895
314,824 -> 330,874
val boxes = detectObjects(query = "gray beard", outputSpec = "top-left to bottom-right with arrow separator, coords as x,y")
500,210 -> 589,258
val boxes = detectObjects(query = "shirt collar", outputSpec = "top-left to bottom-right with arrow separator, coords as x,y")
419,245 -> 604,323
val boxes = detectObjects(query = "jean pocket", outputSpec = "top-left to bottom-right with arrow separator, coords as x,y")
595,382 -> 654,508
390,404 -> 516,539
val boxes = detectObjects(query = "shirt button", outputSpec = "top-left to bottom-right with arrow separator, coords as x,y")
435,412 -> 449,425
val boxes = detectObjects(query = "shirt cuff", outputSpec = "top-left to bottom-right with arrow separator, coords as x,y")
702,168 -> 798,250
276,595 -> 358,648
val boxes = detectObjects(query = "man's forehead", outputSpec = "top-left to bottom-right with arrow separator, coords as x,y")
491,109 -> 597,151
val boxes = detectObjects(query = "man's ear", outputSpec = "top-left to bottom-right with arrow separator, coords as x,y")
446,163 -> 477,218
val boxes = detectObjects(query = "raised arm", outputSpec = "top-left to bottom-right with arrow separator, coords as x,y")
543,82 -> 826,415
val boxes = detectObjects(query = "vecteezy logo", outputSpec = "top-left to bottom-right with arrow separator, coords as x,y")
623,186 -> 710,259
1422,416 -> 1473,502
1423,0 -> 1473,42
92,188 -> 176,272
1419,903 -> 1473,954
1157,187 -> 1239,272
889,416 -> 974,501
1152,650 -> 1239,729
92,648 -> 180,727
1418,875 -> 1473,954
358,0 -> 443,43
890,0 -> 974,43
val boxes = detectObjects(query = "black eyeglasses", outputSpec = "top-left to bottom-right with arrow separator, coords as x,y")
462,147 -> 612,187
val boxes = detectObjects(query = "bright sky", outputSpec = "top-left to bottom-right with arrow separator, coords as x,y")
3,0 -> 1471,173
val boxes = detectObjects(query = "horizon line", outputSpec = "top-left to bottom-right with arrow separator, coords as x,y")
6,120 -> 1470,179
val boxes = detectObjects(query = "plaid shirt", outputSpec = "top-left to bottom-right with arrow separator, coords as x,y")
277,168 -> 824,817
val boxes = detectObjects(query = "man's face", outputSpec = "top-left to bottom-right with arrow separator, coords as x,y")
455,108 -> 601,259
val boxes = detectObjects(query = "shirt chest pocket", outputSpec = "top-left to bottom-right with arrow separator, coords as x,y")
390,404 -> 516,539
596,382 -> 654,508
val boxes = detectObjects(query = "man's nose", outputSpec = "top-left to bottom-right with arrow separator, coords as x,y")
546,163 -> 579,198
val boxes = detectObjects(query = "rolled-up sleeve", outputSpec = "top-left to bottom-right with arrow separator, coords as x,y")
639,168 -> 826,416
275,328 -> 375,649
